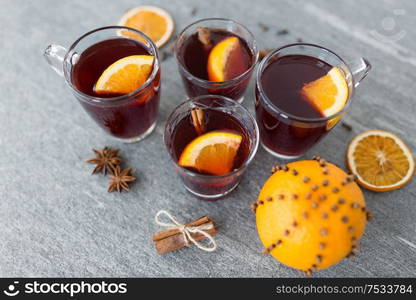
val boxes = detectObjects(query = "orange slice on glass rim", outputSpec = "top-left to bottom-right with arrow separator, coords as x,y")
118,6 -> 174,48
94,55 -> 154,96
207,36 -> 245,82
178,131 -> 242,176
300,66 -> 349,118
347,129 -> 415,191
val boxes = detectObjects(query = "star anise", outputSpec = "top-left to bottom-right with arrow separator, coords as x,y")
108,166 -> 136,193
86,147 -> 123,175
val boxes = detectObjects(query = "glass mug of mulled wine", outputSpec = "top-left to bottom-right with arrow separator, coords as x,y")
174,18 -> 259,103
44,26 -> 161,143
255,43 -> 371,159
164,95 -> 259,200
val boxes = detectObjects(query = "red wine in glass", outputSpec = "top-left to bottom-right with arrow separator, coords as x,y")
170,109 -> 250,199
256,54 -> 333,157
175,21 -> 257,102
72,38 -> 160,140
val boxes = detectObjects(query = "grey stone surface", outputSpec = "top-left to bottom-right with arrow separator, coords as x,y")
0,0 -> 415,277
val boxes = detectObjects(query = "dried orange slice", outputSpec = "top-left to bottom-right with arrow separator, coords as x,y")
347,129 -> 414,191
300,67 -> 348,117
94,55 -> 154,95
118,6 -> 174,48
178,131 -> 242,176
207,36 -> 243,82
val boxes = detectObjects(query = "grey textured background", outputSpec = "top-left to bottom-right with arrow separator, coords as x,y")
1,0 -> 415,277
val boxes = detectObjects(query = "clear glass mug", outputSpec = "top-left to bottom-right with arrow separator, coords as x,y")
175,18 -> 259,103
255,43 -> 371,159
44,26 -> 161,143
164,95 -> 259,200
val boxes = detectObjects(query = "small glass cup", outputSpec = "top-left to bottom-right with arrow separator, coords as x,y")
255,43 -> 371,159
44,26 -> 161,143
174,18 -> 258,103
164,95 -> 259,200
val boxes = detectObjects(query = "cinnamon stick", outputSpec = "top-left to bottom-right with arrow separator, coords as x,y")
191,108 -> 206,136
197,27 -> 212,46
152,216 -> 217,255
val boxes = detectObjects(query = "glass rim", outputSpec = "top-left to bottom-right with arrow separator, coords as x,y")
174,18 -> 259,88
164,95 -> 259,179
63,26 -> 160,105
256,43 -> 354,123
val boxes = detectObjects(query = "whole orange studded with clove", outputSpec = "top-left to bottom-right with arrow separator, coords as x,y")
252,156 -> 370,275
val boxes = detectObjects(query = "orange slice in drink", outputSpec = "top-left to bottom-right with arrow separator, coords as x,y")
118,6 -> 174,48
347,129 -> 415,191
207,37 -> 245,82
94,55 -> 154,95
178,131 -> 242,175
300,67 -> 349,117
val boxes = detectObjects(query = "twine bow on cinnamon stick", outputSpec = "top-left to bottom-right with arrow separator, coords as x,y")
152,210 -> 218,254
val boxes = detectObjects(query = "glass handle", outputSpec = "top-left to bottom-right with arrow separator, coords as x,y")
44,44 -> 67,77
349,57 -> 371,88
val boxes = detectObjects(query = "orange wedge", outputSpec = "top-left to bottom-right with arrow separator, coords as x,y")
207,36 -> 245,82
178,131 -> 242,175
300,66 -> 349,117
118,6 -> 174,48
94,55 -> 154,95
347,129 -> 415,191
